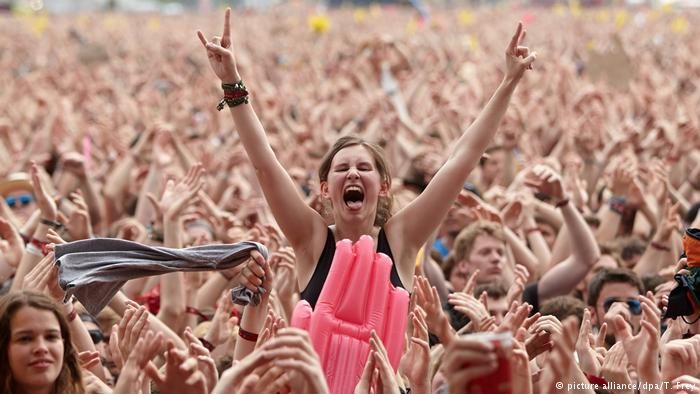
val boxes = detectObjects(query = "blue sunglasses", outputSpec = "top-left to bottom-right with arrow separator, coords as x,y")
5,194 -> 33,208
603,297 -> 642,315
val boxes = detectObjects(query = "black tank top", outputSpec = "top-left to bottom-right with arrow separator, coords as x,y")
300,227 -> 406,310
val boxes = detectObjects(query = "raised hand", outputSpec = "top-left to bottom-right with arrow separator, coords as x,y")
60,151 -> 88,179
504,22 -> 536,82
498,302 -> 531,335
661,335 -> 700,381
261,328 -> 329,394
653,199 -> 681,243
415,275 -> 453,343
576,309 -> 603,376
147,341 -> 208,394
271,247 -> 298,298
213,350 -> 273,394
21,251 -> 64,302
600,343 -> 631,389
512,329 -> 533,394
0,217 -> 24,267
669,375 -> 700,394
614,294 -> 661,381
203,291 -> 238,348
112,331 -> 164,394
197,8 -> 240,84
524,165 -> 565,203
183,327 -> 219,393
78,350 -> 101,370
539,318 -> 589,394
113,305 -> 151,366
505,264 -> 529,306
147,163 -> 205,222
442,335 -> 503,392
398,306 -> 430,393
447,291 -> 490,331
31,162 -> 57,220
254,310 -> 286,350
368,331 -> 400,394
67,189 -> 93,240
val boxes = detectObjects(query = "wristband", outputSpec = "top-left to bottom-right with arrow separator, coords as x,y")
66,304 -> 77,322
40,218 -> 64,231
185,306 -> 210,322
650,241 -> 671,252
584,372 -> 607,386
146,223 -> 164,243
29,238 -> 49,256
198,337 -> 216,352
217,80 -> 250,111
555,198 -> 570,208
238,327 -> 259,342
608,196 -> 628,216
25,243 -> 43,257
525,227 -> 540,235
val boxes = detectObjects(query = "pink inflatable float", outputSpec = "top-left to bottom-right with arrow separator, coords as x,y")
292,235 -> 409,393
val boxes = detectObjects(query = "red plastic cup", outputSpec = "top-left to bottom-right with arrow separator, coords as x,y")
465,331 -> 512,394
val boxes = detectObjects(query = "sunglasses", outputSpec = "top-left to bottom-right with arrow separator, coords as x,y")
603,297 -> 642,315
88,329 -> 105,345
5,194 -> 33,208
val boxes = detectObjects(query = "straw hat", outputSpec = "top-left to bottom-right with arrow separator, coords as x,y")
0,173 -> 32,197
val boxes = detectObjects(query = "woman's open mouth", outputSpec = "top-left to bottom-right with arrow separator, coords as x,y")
343,185 -> 365,211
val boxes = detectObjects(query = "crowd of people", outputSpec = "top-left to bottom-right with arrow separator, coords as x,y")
1,2 -> 700,393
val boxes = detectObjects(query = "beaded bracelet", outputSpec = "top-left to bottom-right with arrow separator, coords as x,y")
217,80 -> 250,111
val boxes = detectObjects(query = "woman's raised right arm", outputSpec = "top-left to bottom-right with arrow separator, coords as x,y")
196,9 -> 323,248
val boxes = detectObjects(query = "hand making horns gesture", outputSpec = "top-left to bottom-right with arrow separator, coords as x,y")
505,22 -> 536,81
197,8 -> 240,84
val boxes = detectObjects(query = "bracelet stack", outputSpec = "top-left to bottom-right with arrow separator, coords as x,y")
217,80 -> 249,111
609,196 -> 628,216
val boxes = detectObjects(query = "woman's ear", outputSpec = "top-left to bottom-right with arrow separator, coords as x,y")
379,180 -> 390,196
320,181 -> 329,199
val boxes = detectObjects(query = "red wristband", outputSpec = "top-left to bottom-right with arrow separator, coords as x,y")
650,241 -> 671,252
185,306 -> 210,321
555,198 -> 570,208
30,238 -> 49,256
66,305 -> 77,322
584,372 -> 607,386
198,337 -> 216,352
238,328 -> 259,342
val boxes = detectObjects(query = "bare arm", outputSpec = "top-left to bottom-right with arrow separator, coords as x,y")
108,291 -> 186,350
389,24 -> 536,273
539,201 -> 601,301
153,165 -> 204,332
197,10 -> 323,254
11,165 -> 57,291
134,161 -> 163,226
503,227 -> 540,279
634,202 -> 680,276
521,216 -> 551,279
